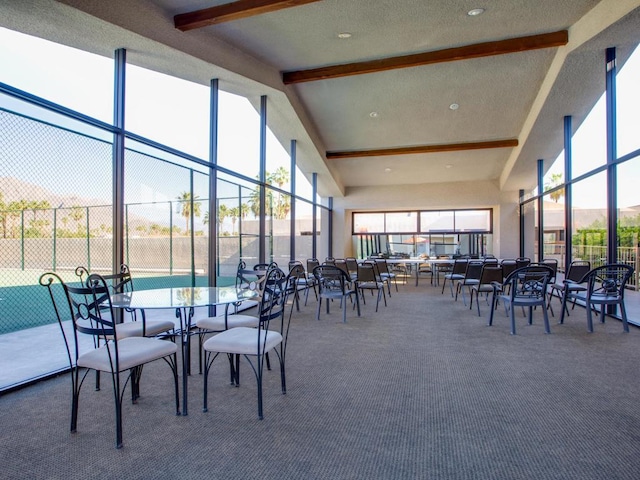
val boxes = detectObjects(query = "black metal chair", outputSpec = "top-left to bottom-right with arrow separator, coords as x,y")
202,265 -> 295,419
313,264 -> 361,323
287,260 -> 315,310
375,258 -> 398,294
441,258 -> 468,296
549,260 -> 591,318
40,272 -> 180,449
196,261 -> 263,377
469,264 -> 504,316
345,257 -> 360,282
356,263 -> 387,312
488,264 -> 555,334
454,260 -> 484,305
561,263 -> 634,333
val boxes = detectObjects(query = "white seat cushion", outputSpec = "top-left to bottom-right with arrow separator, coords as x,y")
114,319 -> 175,339
196,314 -> 259,331
203,327 -> 282,356
78,336 -> 177,372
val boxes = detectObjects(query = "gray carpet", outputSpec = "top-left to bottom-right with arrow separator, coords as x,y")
1,282 -> 640,480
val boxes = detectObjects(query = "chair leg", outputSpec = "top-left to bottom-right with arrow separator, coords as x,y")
342,296 -> 347,323
620,302 -> 630,333
586,302 -> 594,333
488,293 -> 496,326
542,301 -> 551,334
316,298 -> 322,320
559,289 -> 569,324
510,303 -> 517,335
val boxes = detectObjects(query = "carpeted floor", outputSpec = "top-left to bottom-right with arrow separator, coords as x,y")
1,282 -> 640,479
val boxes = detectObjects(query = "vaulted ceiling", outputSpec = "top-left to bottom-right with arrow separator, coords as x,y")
4,0 -> 640,198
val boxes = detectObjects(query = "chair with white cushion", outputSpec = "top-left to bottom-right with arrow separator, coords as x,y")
40,272 -> 179,449
202,265 -> 295,419
196,261 -> 263,378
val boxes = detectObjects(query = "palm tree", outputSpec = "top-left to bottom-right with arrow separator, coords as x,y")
218,203 -> 229,226
544,173 -> 564,203
176,191 -> 201,235
229,206 -> 239,234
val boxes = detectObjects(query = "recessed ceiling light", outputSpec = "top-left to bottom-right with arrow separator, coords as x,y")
369,111 -> 379,118
449,103 -> 459,110
445,164 -> 453,169
385,167 -> 392,173
467,8 -> 485,16
337,32 -> 352,39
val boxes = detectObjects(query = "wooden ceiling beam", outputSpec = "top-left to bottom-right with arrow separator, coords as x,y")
283,30 -> 568,84
175,0 -> 322,31
326,139 -> 519,160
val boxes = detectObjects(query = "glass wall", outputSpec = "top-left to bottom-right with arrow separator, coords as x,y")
541,190 -> 566,267
616,159 -> 640,290
267,187 -> 291,264
617,45 -> 640,158
217,91 -> 260,179
294,199 -> 314,262
0,107 -> 113,335
572,93 -> 606,179
0,27 -> 113,123
0,27 -> 330,389
571,173 -> 607,267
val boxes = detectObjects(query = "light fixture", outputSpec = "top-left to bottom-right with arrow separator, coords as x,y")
337,32 -> 352,39
369,111 -> 379,118
445,164 -> 453,169
467,8 -> 485,16
385,167 -> 392,173
449,103 -> 459,110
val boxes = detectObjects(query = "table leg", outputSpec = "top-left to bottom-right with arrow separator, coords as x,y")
177,307 -> 194,416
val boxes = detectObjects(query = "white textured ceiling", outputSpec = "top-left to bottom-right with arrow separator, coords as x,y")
4,0 -> 640,197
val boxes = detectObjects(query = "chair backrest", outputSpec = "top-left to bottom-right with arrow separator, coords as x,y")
334,259 -> 350,276
483,257 -> 499,264
356,263 -> 377,284
76,264 -> 133,295
503,265 -> 554,301
254,262 -> 277,271
306,258 -> 320,275
287,262 -> 306,284
364,260 -> 384,281
478,264 -> 503,285
583,264 -> 634,300
257,265 -> 288,322
566,260 -> 591,282
500,259 -> 518,279
324,257 -> 336,265
313,265 -> 350,294
374,259 -> 390,275
40,272 -> 118,368
463,261 -> 484,281
236,261 -> 257,289
540,258 -> 558,280
345,257 -> 359,275
451,259 -> 469,275
515,257 -> 531,269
